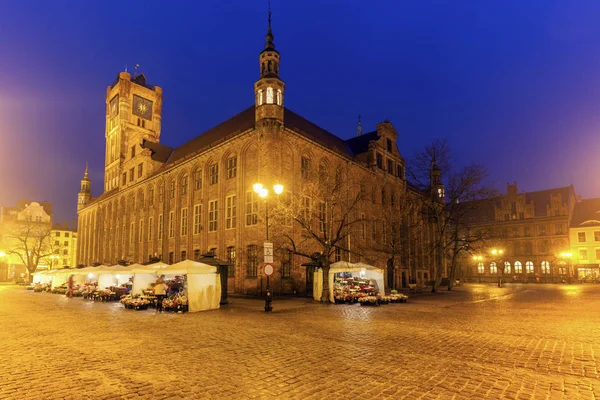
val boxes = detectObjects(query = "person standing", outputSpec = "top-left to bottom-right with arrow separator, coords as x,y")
154,275 -> 166,312
68,274 -> 74,298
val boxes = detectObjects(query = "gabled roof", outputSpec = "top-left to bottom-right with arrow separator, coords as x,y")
571,198 -> 600,227
525,186 -> 574,218
141,139 -> 173,163
345,131 -> 378,155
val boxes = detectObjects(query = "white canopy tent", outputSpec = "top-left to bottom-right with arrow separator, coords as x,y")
32,270 -> 52,284
96,264 -> 138,289
313,261 -> 385,303
132,260 -> 221,312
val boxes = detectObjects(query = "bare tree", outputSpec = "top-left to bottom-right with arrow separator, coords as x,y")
408,139 -> 495,292
271,168 -> 362,302
4,219 -> 54,281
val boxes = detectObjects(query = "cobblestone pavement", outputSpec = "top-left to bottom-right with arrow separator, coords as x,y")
1,284 -> 599,400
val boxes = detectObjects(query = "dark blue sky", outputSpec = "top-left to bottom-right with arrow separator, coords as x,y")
1,0 -> 600,224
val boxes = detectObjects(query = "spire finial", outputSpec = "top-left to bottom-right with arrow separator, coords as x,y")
357,114 -> 363,136
265,0 -> 275,50
84,162 -> 89,179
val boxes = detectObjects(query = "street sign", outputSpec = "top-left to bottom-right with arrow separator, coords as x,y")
264,242 -> 273,264
264,264 -> 274,276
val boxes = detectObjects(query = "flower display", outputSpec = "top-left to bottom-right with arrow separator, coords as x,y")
120,295 -> 151,310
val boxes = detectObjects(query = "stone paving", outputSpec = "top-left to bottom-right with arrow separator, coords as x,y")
0,284 -> 599,399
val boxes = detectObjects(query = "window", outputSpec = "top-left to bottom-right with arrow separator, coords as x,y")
168,211 -> 174,238
208,200 -> 218,232
555,224 -> 563,235
210,164 -> 218,185
65,232 -> 69,238
382,221 -> 387,244
63,249 -> 68,255
130,222 -> 135,245
181,175 -> 188,195
580,249 -> 588,260
139,220 -> 143,243
194,170 -> 202,190
63,258 -> 68,265
276,89 -> 282,106
194,204 -> 202,234
169,252 -> 174,264
524,227 -> 530,237
334,247 -> 341,262
148,186 -> 154,205
386,138 -> 392,152
181,251 -> 187,261
55,232 -> 60,237
226,195 -> 237,229
596,249 -> 600,261
169,181 -> 175,199
63,241 -> 68,246
525,261 -> 534,273
158,185 -> 164,202
246,191 -> 258,226
227,246 -> 236,277
129,168 -> 134,182
158,214 -> 163,240
515,261 -> 522,273
122,173 -> 127,185
209,248 -> 217,256
246,245 -> 258,277
227,157 -> 237,179
387,159 -> 393,174
396,164 -> 403,178
54,240 -> 59,246
148,217 -> 153,241
538,225 -> 546,236
266,87 -> 274,104
504,262 -> 511,274
257,89 -> 263,106
319,202 -> 326,233
181,208 -> 188,236
361,213 -> 366,240
578,232 -> 586,242
595,231 -> 600,241
372,220 -> 377,239
138,163 -> 143,178
477,263 -> 484,274
301,157 -> 311,179
558,266 -> 567,275
301,196 -> 311,223
376,153 -> 383,169
490,262 -> 497,274
281,248 -> 291,278
122,223 -> 126,246
131,145 -> 136,158
541,261 -> 550,274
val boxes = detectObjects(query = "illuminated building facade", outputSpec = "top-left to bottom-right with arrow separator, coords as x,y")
50,222 -> 78,268
76,16 -> 439,295
569,198 -> 600,282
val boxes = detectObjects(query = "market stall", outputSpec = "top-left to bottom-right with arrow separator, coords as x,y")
131,262 -> 170,295
313,261 -> 386,303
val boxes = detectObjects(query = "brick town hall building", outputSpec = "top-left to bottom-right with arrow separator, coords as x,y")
76,17 -> 438,295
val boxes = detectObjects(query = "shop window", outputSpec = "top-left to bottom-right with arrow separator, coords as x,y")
504,262 -> 511,274
247,245 -> 258,277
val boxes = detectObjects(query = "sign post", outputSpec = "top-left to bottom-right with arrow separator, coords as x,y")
264,242 -> 274,312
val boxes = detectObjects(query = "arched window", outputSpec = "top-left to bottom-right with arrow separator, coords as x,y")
257,89 -> 263,106
181,175 -> 188,195
276,89 -> 282,106
526,261 -> 534,273
504,261 -> 511,274
477,262 -> 484,274
541,261 -> 550,274
515,261 -> 522,273
266,87 -> 274,104
490,262 -> 497,274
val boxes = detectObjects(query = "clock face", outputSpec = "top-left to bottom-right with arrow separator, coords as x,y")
110,95 -> 119,118
132,95 -> 153,120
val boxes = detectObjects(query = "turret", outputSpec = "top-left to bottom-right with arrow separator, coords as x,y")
78,163 -> 92,211
430,157 -> 444,203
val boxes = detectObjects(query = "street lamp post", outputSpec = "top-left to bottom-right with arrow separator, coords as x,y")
473,255 -> 483,283
491,248 -> 504,288
0,251 -> 6,281
254,182 -> 284,313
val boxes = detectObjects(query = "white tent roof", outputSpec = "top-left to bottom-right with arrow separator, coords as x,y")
161,260 -> 216,275
329,261 -> 383,274
131,262 -> 171,274
97,264 -> 138,275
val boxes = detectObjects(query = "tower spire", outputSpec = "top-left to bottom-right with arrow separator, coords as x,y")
84,161 -> 89,179
265,0 -> 275,50
357,115 -> 363,137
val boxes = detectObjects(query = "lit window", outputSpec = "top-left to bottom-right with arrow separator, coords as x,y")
525,261 -> 534,273
257,89 -> 263,106
477,263 -> 484,274
541,261 -> 550,274
276,89 -> 282,106
181,208 -> 188,236
227,246 -> 236,277
266,87 -> 274,104
514,261 -> 522,273
504,261 -> 511,274
208,200 -> 218,232
226,195 -> 237,229
490,262 -> 497,274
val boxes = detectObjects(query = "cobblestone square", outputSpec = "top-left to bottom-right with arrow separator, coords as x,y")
0,284 -> 599,399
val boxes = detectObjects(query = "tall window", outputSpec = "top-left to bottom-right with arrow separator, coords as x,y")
130,222 -> 135,245
490,262 -> 497,274
361,213 -> 366,239
578,232 -> 586,242
257,89 -> 263,106
122,172 -> 127,185
181,208 -> 188,236
181,175 -> 188,195
148,217 -> 153,241
158,185 -> 164,203
247,245 -> 258,277
158,214 -> 163,240
139,219 -> 143,243
280,248 -> 292,278
246,191 -> 258,226
382,221 -> 387,244
225,195 -> 237,229
319,202 -> 326,233
477,263 -> 484,274
387,159 -> 393,174
138,163 -> 143,178
148,186 -> 154,205
194,170 -> 202,190
595,231 -> 600,241
208,200 -> 218,231
139,192 -> 145,209
525,261 -> 534,273
376,153 -> 383,169
301,157 -> 311,179
555,224 -> 563,234
227,246 -> 236,277
334,247 -> 341,262
168,211 -> 174,238
227,157 -> 237,179
541,261 -> 550,274
266,87 -> 274,104
129,168 -> 134,182
169,181 -> 175,199
194,249 -> 200,260
538,225 -> 546,236
301,196 -> 311,223
181,251 -> 187,261
504,261 -> 511,274
210,164 -> 219,185
276,89 -> 282,106
580,249 -> 588,260
194,204 -> 202,234
514,261 -> 522,273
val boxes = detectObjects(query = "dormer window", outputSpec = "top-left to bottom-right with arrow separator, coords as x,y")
257,89 -> 263,106
386,139 -> 392,152
266,87 -> 274,104
276,89 -> 282,106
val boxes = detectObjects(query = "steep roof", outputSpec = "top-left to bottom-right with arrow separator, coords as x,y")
525,186 -> 574,218
570,198 -> 600,227
345,131 -> 378,155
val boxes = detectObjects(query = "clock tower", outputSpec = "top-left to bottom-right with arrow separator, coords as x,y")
103,71 -> 163,193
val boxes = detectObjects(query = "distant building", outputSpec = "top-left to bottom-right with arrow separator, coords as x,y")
50,222 -> 78,268
463,182 -> 576,283
569,198 -> 600,282
0,201 -> 53,281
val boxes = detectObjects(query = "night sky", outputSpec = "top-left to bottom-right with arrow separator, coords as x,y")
1,0 -> 600,224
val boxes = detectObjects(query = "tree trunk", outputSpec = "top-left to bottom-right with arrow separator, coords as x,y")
447,238 -> 461,291
320,262 -> 331,303
431,245 -> 444,292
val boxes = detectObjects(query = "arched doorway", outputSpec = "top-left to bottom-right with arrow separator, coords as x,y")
387,258 -> 395,290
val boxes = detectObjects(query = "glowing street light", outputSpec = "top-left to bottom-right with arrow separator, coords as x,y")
560,252 -> 573,283
490,248 -> 504,287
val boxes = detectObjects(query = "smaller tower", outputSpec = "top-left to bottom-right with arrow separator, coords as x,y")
78,163 -> 92,211
430,157 -> 444,203
357,115 -> 363,136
